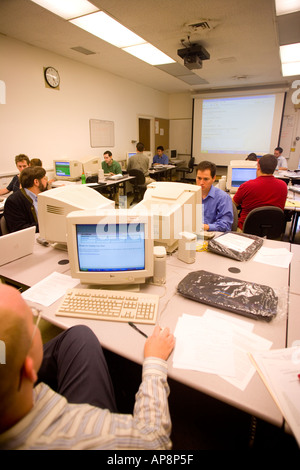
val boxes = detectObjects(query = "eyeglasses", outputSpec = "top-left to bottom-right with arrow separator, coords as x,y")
17,307 -> 42,391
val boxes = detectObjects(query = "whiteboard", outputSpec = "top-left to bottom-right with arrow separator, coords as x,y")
170,119 -> 192,154
89,119 -> 114,148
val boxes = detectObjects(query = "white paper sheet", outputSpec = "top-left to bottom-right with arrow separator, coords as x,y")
214,233 -> 255,252
22,272 -> 79,307
253,247 -> 293,268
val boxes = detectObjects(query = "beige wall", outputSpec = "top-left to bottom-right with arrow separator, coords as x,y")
0,36 -> 171,174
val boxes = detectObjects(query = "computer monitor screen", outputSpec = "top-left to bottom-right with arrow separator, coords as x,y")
38,185 -> 114,248
231,168 -> 257,187
53,160 -> 83,181
226,160 -> 257,193
67,209 -> 153,286
135,181 -> 202,253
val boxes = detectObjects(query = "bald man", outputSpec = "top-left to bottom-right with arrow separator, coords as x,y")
0,285 -> 175,450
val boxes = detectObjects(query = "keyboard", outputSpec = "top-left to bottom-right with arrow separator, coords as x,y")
56,288 -> 159,325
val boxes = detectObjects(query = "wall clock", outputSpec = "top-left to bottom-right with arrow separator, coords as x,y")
44,67 -> 60,88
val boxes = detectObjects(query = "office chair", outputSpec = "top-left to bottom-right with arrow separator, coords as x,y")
0,216 -> 9,235
242,206 -> 286,240
231,201 -> 239,231
128,169 -> 147,205
177,157 -> 195,182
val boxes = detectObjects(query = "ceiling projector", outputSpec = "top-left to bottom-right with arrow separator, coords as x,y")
177,44 -> 210,70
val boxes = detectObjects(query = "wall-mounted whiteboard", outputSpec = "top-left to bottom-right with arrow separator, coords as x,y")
89,119 -> 114,148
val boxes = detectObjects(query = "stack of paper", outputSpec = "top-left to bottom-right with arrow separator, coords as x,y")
173,310 -> 273,390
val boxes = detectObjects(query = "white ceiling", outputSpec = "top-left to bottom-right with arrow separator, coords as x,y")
0,0 -> 299,94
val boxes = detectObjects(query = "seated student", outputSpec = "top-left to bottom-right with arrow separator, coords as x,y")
196,161 -> 233,232
4,166 -> 48,233
0,154 -> 30,196
127,142 -> 155,185
101,150 -> 122,175
233,153 -> 288,230
0,284 -> 175,450
274,146 -> 288,170
30,158 -> 43,167
246,153 -> 257,161
153,146 -> 169,165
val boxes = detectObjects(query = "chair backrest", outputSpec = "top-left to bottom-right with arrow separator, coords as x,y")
231,201 -> 239,231
188,157 -> 195,170
128,169 -> 146,186
0,216 -> 9,235
243,206 -> 286,239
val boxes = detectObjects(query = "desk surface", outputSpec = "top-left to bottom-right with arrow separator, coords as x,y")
1,237 -> 291,427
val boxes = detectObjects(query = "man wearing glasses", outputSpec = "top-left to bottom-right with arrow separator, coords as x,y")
0,284 -> 175,450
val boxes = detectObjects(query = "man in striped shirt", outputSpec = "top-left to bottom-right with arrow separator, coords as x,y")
0,284 -> 175,450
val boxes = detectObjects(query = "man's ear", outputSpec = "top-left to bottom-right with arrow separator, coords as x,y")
23,356 -> 38,384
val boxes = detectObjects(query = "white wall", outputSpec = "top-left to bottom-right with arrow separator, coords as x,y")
0,36 -> 169,174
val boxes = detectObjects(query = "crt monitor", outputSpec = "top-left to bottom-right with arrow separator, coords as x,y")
135,181 -> 202,253
226,160 -> 257,193
82,157 -> 101,175
38,185 -> 114,248
66,209 -> 154,287
53,159 -> 83,181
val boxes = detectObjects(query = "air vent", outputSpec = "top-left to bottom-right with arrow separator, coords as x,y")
188,21 -> 211,31
71,46 -> 96,55
46,205 -> 65,215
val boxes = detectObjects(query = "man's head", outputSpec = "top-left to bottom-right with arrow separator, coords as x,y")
136,142 -> 145,153
157,146 -> 164,157
196,161 -> 216,197
30,158 -> 42,167
20,166 -> 48,194
103,151 -> 113,166
15,154 -> 30,173
257,154 -> 278,175
246,153 -> 257,161
274,147 -> 283,159
0,285 -> 43,422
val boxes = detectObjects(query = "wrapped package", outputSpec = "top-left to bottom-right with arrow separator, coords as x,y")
177,270 -> 278,322
208,232 -> 263,261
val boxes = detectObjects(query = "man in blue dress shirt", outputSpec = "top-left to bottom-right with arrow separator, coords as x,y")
153,146 -> 169,165
196,161 -> 233,232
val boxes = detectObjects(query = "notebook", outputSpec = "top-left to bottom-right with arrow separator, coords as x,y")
0,226 -> 36,266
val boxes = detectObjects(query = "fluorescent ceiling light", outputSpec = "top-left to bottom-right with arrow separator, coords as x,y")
70,11 -> 145,48
123,43 -> 175,65
280,43 -> 300,76
275,0 -> 300,15
30,0 -> 98,20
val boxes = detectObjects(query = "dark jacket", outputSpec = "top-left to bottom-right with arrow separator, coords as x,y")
4,189 -> 38,233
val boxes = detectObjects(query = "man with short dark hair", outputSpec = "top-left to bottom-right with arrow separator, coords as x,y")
274,146 -> 288,170
127,142 -> 154,185
233,154 -> 288,230
102,150 -> 122,175
4,166 -> 48,233
0,154 -> 30,195
196,161 -> 233,232
153,146 -> 169,166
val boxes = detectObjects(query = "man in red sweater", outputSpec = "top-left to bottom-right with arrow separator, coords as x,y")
233,154 -> 288,230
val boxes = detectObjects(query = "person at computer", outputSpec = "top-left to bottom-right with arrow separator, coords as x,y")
246,153 -> 257,161
274,146 -> 288,170
0,284 -> 175,450
127,142 -> 155,185
196,161 -> 233,232
153,146 -> 169,166
102,150 -> 122,175
0,154 -> 30,196
233,153 -> 288,231
4,166 -> 48,233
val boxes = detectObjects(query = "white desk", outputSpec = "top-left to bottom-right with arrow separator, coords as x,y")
1,238 -> 290,427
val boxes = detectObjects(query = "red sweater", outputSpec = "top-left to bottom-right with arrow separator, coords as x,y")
233,175 -> 288,230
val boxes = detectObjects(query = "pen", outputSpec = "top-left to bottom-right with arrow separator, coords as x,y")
128,322 -> 148,338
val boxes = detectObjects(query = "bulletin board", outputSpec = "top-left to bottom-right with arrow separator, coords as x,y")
89,119 -> 115,148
